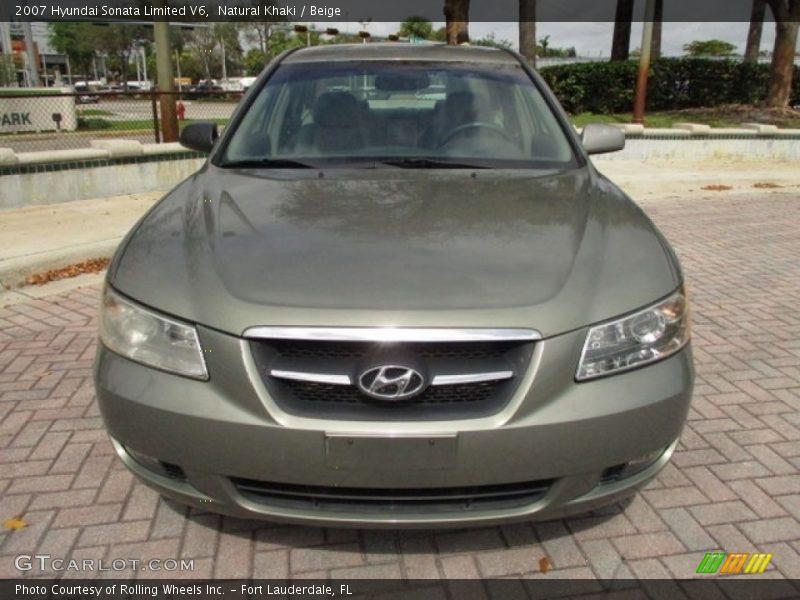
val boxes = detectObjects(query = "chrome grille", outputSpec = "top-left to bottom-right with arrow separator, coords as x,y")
249,330 -> 535,421
269,340 -> 512,361
285,379 -> 500,405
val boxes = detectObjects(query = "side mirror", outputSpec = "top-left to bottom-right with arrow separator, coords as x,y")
581,124 -> 625,155
179,122 -> 219,153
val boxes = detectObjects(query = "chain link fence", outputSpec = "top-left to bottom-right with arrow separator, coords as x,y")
0,90 -> 240,153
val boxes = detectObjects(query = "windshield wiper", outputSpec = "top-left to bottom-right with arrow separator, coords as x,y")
376,158 -> 491,169
219,158 -> 317,169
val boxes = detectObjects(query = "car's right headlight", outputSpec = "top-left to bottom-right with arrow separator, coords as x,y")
99,286 -> 208,380
576,287 -> 690,381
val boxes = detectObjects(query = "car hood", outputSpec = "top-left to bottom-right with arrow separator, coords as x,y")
112,165 -> 680,337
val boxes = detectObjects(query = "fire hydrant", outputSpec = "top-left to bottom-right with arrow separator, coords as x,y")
176,101 -> 186,121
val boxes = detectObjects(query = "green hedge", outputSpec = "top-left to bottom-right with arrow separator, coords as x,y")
539,58 -> 800,114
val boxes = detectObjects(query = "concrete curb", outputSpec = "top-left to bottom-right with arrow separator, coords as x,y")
0,239 -> 120,289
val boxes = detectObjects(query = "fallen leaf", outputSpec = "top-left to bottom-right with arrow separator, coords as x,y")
24,257 -> 110,287
701,184 -> 733,191
539,557 -> 551,574
3,517 -> 28,530
753,182 -> 781,189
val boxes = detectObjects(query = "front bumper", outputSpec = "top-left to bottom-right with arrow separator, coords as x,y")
94,326 -> 693,528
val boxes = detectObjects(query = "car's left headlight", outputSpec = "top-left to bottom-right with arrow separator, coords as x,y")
99,286 -> 208,380
576,287 -> 690,381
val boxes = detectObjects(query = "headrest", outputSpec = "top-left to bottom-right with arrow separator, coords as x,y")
313,91 -> 361,129
444,91 -> 479,122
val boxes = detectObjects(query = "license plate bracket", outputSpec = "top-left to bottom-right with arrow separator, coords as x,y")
325,434 -> 457,470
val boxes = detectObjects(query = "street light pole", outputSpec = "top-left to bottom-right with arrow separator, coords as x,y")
175,50 -> 182,92
221,38 -> 227,81
141,46 -> 148,87
23,22 -> 39,87
632,0 -> 656,124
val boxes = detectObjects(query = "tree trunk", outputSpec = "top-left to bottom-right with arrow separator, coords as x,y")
745,0 -> 767,63
444,0 -> 470,44
766,19 -> 799,106
519,0 -> 536,66
611,0 -> 634,60
651,0 -> 663,59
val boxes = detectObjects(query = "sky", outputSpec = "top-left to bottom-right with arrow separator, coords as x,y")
331,21 -> 790,58
27,20 -> 796,60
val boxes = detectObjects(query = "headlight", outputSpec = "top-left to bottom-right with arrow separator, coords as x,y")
99,286 -> 208,380
576,287 -> 690,381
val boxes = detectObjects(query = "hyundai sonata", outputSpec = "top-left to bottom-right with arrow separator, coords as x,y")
95,43 -> 693,527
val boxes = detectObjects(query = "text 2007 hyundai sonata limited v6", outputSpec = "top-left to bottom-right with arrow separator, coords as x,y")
94,44 -> 693,527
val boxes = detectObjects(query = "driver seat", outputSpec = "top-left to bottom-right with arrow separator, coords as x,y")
431,91 -> 482,147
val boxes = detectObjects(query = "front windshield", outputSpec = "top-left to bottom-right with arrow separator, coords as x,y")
220,61 -> 578,169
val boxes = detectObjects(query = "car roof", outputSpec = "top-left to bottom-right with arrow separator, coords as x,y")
281,43 -> 520,65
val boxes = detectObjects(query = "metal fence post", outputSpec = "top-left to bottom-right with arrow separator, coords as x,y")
632,0 -> 657,124
154,20 -> 178,143
151,92 -> 161,144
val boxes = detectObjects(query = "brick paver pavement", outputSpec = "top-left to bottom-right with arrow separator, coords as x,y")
1,191 -> 798,581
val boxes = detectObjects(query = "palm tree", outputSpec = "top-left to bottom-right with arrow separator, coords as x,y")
611,0 -> 634,61
519,0 -> 536,65
765,0 -> 800,106
443,0 -> 470,44
744,0 -> 767,63
651,0 -> 664,59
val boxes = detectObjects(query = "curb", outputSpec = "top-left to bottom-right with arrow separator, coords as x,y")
0,239 -> 120,289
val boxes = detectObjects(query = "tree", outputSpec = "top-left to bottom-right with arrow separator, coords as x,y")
745,0 -> 767,63
0,55 -> 15,87
765,0 -> 800,106
536,36 -> 576,58
244,48 -> 267,76
243,22 -> 276,56
48,22 -> 97,83
682,39 -> 738,57
264,30 -> 306,60
214,23 -> 245,78
473,34 -> 512,49
399,16 -> 433,40
538,35 -> 550,56
443,0 -> 470,44
432,27 -> 447,42
519,0 -> 536,65
610,0 -> 634,61
187,27 -> 219,80
93,24 -> 151,88
651,0 -> 664,59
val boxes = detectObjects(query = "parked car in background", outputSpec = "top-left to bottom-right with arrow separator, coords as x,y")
72,82 -> 101,104
95,44 -> 694,528
240,76 -> 258,92
188,79 -> 225,98
126,80 -> 152,92
219,78 -> 245,92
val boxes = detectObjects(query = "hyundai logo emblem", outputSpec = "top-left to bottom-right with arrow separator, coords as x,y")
357,365 -> 426,400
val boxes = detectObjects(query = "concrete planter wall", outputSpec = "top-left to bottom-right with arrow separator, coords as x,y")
1,126 -> 799,209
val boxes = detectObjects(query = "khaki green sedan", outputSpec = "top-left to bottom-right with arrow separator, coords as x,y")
94,43 -> 693,528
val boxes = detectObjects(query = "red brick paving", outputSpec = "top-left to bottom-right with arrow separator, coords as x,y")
0,192 -> 798,580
